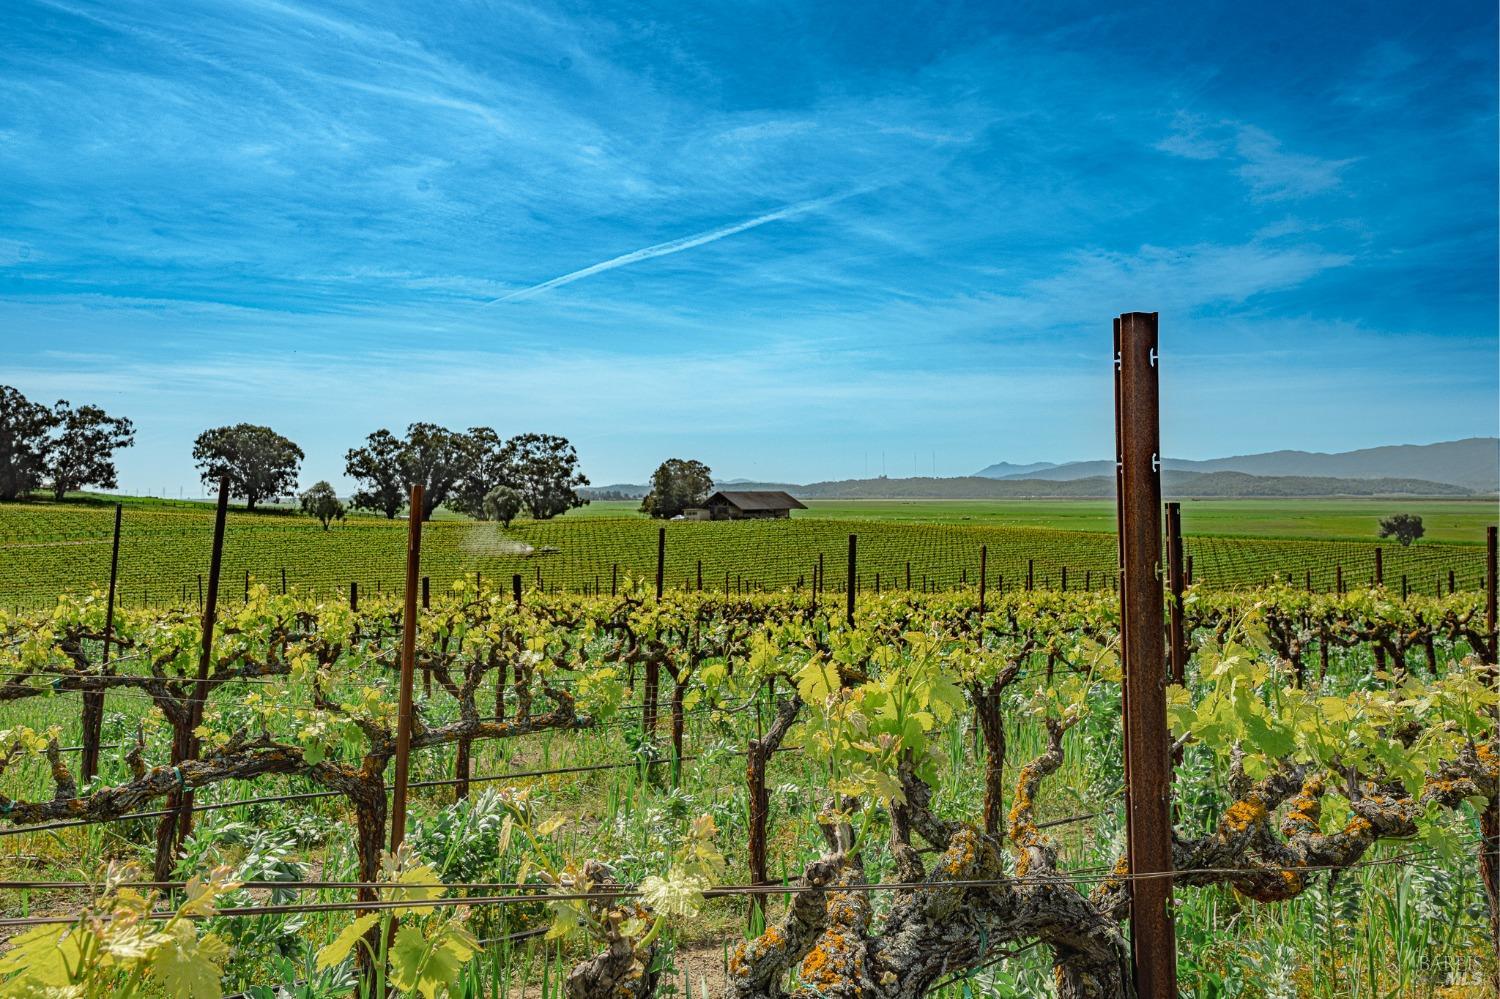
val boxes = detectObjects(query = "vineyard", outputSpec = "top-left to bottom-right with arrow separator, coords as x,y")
1,577 -> 1496,998
0,501 -> 1490,613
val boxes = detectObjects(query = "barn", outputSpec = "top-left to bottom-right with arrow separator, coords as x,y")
701,490 -> 807,521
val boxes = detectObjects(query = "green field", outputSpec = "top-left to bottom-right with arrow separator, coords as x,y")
576,496 -> 1498,544
1,495 -> 1491,609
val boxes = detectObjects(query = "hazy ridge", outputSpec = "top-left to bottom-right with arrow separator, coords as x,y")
976,438 -> 1498,492
587,439 -> 1496,500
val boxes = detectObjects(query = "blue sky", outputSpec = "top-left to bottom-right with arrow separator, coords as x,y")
2,0 -> 1496,493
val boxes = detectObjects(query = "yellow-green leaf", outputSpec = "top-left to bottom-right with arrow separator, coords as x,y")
315,913 -> 381,971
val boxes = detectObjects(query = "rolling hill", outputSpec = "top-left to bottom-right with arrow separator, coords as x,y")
695,471 -> 1474,500
975,438 -> 1498,492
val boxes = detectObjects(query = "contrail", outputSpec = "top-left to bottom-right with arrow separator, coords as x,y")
488,191 -> 853,304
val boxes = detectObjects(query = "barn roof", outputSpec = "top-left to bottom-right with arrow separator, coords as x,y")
704,490 -> 807,512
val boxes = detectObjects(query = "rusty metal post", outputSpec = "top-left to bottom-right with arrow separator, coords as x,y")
1374,547 -> 1384,586
1336,564 -> 1344,594
611,562 -> 618,596
1114,312 -> 1177,996
422,576 -> 430,609
349,580 -> 357,611
846,534 -> 857,625
1026,557 -> 1034,591
83,503 -> 123,783
697,559 -> 702,591
390,484 -> 423,852
1165,501 -> 1187,686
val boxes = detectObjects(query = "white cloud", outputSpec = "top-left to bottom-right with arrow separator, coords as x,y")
1156,116 -> 1354,200
1233,126 -> 1356,201
488,189 -> 867,303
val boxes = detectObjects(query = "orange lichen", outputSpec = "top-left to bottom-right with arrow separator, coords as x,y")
1281,777 -> 1323,837
945,828 -> 979,876
1223,798 -> 1267,833
1233,866 -> 1307,903
729,922 -> 787,978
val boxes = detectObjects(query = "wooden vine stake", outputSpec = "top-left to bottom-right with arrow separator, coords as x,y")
82,502 -> 122,783
390,484 -> 423,851
978,545 -> 988,616
1114,311 -> 1178,996
656,526 -> 666,601
846,534 -> 857,625
641,528 -> 665,736
155,477 -> 229,881
1164,501 -> 1187,686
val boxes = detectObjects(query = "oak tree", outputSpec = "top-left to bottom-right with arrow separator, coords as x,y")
192,424 -> 303,511
344,429 -> 407,519
499,433 -> 589,519
46,402 -> 135,500
482,484 -> 524,527
640,458 -> 713,519
299,480 -> 346,530
345,423 -> 469,521
0,386 -> 57,501
1378,513 -> 1425,547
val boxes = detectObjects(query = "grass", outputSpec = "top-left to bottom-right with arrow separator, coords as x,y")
0,495 -> 1491,611
0,595 -> 1492,998
574,496 -> 1499,544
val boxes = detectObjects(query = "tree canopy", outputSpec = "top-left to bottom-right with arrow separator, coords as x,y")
192,424 -> 303,511
499,432 -> 589,520
299,481 -> 346,530
400,423 -> 470,519
448,427 -> 507,519
1378,513 -> 1425,547
0,386 -> 59,501
481,484 -> 524,527
344,423 -> 469,521
0,386 -> 136,502
46,402 -> 135,501
640,458 -> 714,519
343,429 -> 407,519
348,426 -> 588,521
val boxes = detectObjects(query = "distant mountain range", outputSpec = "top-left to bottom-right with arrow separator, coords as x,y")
690,472 -> 1475,500
975,438 -> 1498,493
580,438 -> 1497,502
968,460 -> 1059,478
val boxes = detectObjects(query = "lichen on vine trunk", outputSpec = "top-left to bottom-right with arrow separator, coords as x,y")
713,715 -> 1497,999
